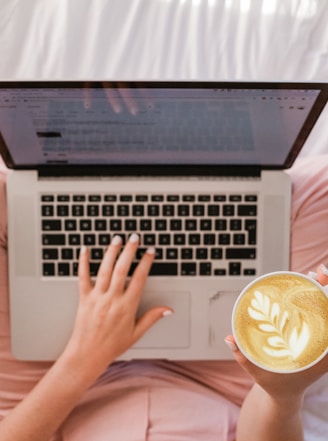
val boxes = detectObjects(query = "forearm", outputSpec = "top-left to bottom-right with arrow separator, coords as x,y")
236,384 -> 304,441
0,351 -> 103,441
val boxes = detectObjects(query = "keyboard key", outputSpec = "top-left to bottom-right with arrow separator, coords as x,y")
136,195 -> 148,202
226,248 -> 256,259
120,195 -> 132,202
65,220 -> 77,231
125,219 -> 137,231
185,219 -> 197,230
215,219 -> 227,231
173,234 -> 185,245
87,205 -> 99,216
181,262 -> 196,276
99,234 -> 110,245
143,234 -> 156,246
102,205 -> 114,216
214,268 -> 226,276
42,220 -> 61,231
222,205 -> 235,216
244,268 -> 256,275
189,234 -> 201,245
68,234 -> 81,246
42,234 -> 66,245
218,234 -> 230,245
72,205 -> 84,217
193,205 -> 205,216
170,219 -> 182,231
89,195 -> 101,202
208,205 -> 220,216
83,234 -> 96,246
73,195 -> 86,202
117,205 -> 130,217
196,248 -> 208,259
245,219 -> 257,245
80,220 -> 92,231
41,195 -> 54,202
58,263 -> 70,276
200,262 -> 211,276
238,205 -> 257,216
211,248 -> 223,259
229,262 -> 241,275
149,262 -> 178,276
61,248 -> 73,260
43,263 -> 55,276
91,248 -> 104,260
132,205 -> 144,216
155,219 -> 167,231
57,205 -> 69,216
230,219 -> 242,230
41,205 -> 54,217
159,234 -> 171,245
181,248 -> 193,259
110,220 -> 122,231
233,234 -> 246,245
166,248 -> 178,260
148,205 -> 160,216
151,195 -> 164,202
57,195 -> 70,202
140,219 -> 152,230
42,249 -> 58,260
163,205 -> 175,216
178,205 -> 190,216
95,220 -> 107,231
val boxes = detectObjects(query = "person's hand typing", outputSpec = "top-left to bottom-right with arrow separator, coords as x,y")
62,233 -> 172,382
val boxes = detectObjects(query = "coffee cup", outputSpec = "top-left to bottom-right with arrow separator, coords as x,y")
232,271 -> 328,373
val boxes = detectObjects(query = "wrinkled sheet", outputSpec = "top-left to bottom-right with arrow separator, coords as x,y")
0,1 -> 328,440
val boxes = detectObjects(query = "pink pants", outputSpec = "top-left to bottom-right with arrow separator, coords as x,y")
0,155 -> 328,440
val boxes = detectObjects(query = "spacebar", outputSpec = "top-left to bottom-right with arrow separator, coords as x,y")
149,263 -> 178,276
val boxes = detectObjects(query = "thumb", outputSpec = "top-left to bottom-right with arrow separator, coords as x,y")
224,334 -> 251,370
133,307 -> 174,341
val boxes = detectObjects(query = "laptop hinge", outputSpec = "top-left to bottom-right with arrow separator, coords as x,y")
37,165 -> 262,178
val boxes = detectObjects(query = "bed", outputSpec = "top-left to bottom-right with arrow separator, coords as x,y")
0,0 -> 327,439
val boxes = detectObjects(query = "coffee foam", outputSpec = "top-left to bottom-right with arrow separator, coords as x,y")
234,274 -> 328,372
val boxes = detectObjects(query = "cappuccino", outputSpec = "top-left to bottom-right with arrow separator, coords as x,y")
232,272 -> 328,373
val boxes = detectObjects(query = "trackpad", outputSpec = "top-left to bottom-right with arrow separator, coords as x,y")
134,291 -> 190,348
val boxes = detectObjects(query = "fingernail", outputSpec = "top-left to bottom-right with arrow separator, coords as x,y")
111,235 -> 122,245
308,271 -> 318,280
129,233 -> 139,243
146,246 -> 156,255
80,245 -> 87,255
162,310 -> 173,317
224,338 -> 238,352
320,264 -> 328,276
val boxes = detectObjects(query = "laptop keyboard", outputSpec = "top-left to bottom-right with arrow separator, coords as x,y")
41,193 -> 258,277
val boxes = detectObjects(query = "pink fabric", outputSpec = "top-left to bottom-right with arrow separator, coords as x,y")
0,155 -> 328,440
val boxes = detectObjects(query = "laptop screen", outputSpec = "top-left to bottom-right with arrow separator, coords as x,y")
0,81 -> 327,170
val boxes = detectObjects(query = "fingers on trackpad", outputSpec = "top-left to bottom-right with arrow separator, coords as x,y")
135,291 -> 190,348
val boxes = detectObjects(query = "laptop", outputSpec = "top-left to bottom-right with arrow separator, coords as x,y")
0,81 -> 327,361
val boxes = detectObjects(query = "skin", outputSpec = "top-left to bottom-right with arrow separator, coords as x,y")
0,235 -> 327,441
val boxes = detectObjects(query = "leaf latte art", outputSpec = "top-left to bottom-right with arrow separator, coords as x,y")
248,290 -> 310,360
233,273 -> 328,372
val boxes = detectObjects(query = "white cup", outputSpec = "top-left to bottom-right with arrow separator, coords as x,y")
232,271 -> 328,373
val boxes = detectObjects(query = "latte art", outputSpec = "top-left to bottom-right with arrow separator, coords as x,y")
233,273 -> 328,372
248,290 -> 310,360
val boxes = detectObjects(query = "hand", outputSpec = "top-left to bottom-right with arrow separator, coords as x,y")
63,234 -> 172,380
226,264 -> 328,401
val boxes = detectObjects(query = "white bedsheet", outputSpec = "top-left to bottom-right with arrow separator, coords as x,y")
0,1 -> 327,439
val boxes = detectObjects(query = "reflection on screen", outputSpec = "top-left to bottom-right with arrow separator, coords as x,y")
0,85 -> 321,166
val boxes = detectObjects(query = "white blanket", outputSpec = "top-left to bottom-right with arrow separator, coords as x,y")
0,1 -> 327,439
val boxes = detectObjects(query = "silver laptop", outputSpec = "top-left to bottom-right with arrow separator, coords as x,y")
0,81 -> 327,361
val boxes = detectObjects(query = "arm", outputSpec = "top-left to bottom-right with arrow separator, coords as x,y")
231,265 -> 328,441
0,234 -> 171,441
